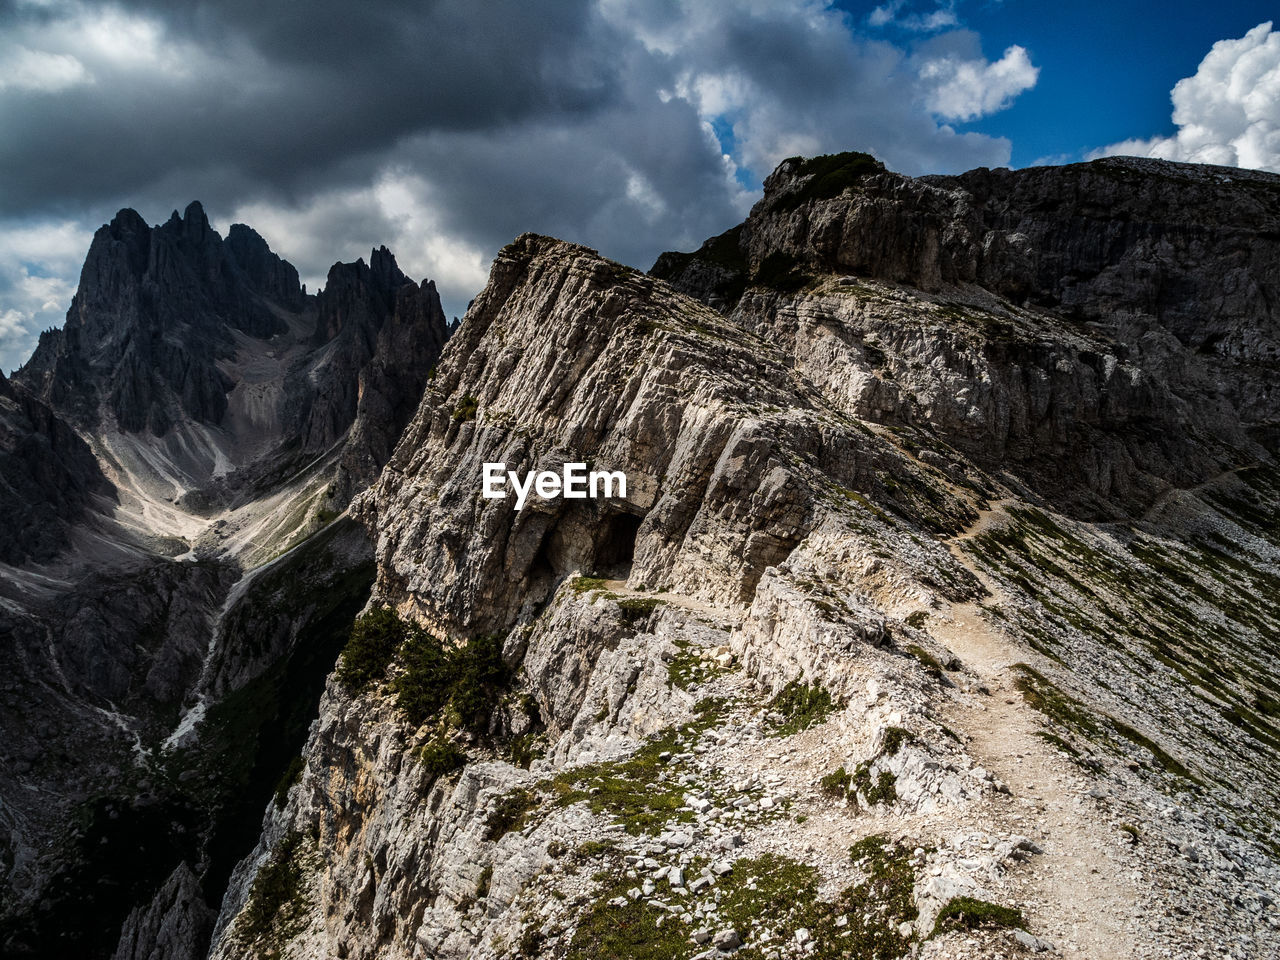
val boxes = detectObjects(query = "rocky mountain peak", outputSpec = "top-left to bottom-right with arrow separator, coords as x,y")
652,152 -> 1280,519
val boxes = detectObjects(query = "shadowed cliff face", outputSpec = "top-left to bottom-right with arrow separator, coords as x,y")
652,153 -> 1280,519
17,203 -> 293,434
0,372 -> 112,565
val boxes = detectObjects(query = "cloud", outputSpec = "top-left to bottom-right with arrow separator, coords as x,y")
0,46 -> 90,92
1092,22 -> 1280,172
918,43 -> 1038,122
0,218 -> 93,373
868,1 -> 958,33
0,0 -> 1039,369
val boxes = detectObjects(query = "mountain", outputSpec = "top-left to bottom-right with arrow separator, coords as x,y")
0,370 -> 113,565
4,154 -> 1280,960
202,155 -> 1279,960
0,206 -> 448,958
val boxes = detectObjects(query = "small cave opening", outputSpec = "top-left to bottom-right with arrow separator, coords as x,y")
591,511 -> 644,578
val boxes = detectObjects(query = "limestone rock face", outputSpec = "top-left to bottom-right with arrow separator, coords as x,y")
212,160 -> 1280,960
653,154 -> 1280,517
356,235 -> 973,638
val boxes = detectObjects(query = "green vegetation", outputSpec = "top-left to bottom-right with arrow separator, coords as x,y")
235,829 -> 310,957
965,493 -> 1280,788
392,628 -> 451,722
568,576 -> 666,627
667,638 -> 733,690
904,610 -> 930,629
819,729 -> 911,808
272,755 -> 304,809
773,151 -> 886,212
475,865 -> 493,899
768,680 -> 837,736
452,394 -> 479,422
446,632 -> 510,733
1011,664 -> 1102,738
568,837 -> 917,960
335,606 -> 406,692
338,605 -> 512,742
487,788 -> 540,841
415,738 -> 467,780
905,644 -> 944,680
392,628 -> 509,735
881,726 -> 915,757
1013,664 -> 1199,784
547,698 -> 728,834
931,896 -> 1024,936
508,732 -> 544,769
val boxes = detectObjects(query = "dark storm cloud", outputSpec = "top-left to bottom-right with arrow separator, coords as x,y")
0,0 -> 622,217
0,0 -> 1038,371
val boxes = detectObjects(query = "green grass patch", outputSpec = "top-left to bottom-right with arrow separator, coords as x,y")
452,394 -> 479,422
415,738 -> 467,780
546,699 -> 727,834
931,896 -> 1024,936
487,787 -> 541,841
768,680 -> 837,736
568,837 -> 916,960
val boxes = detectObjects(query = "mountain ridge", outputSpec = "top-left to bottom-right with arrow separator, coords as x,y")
4,154 -> 1280,960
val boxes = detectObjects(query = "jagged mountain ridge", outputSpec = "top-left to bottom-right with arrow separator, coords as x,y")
0,207 -> 448,959
206,155 -> 1278,960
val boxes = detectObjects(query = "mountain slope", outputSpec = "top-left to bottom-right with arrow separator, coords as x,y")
208,158 -> 1279,960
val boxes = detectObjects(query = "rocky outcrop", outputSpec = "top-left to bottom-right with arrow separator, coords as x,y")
357,235 -> 975,638
17,203 -> 289,434
309,248 -> 450,496
652,153 -> 1280,518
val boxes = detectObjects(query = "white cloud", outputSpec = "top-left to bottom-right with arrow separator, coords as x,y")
869,1 -> 958,33
600,0 -> 1035,178
0,46 -> 91,92
918,44 -> 1038,122
1092,22 -> 1280,172
0,219 -> 92,373
228,172 -> 492,320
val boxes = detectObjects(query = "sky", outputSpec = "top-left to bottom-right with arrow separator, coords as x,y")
1,0 -> 1277,373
